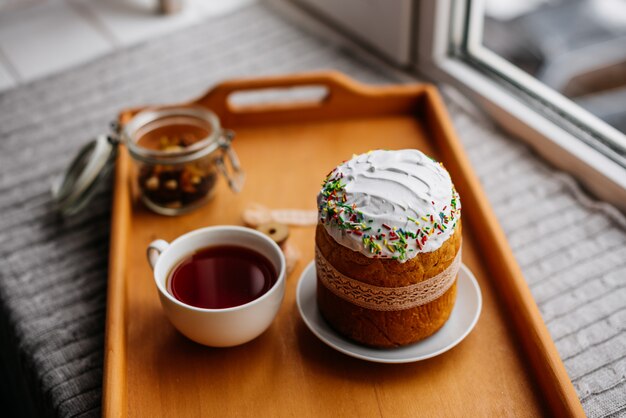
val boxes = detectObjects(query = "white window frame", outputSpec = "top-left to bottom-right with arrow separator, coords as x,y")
417,0 -> 626,212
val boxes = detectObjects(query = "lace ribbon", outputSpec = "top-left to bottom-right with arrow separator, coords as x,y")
315,245 -> 461,311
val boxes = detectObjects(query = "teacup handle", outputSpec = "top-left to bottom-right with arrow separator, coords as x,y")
147,239 -> 170,270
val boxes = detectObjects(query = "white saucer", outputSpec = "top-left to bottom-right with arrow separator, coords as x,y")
296,261 -> 482,363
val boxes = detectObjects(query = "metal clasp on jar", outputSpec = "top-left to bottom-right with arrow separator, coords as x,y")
216,129 -> 245,193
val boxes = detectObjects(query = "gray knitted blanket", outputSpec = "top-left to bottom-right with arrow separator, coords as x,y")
0,4 -> 624,417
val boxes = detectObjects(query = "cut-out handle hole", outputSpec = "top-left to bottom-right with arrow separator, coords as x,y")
227,85 -> 329,113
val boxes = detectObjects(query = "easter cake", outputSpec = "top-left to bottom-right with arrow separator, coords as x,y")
315,149 -> 462,347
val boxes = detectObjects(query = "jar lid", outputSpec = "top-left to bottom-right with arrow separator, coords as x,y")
52,134 -> 117,216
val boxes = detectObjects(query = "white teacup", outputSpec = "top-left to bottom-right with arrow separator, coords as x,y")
147,225 -> 286,347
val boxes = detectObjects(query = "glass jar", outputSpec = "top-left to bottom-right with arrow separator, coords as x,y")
123,106 -> 244,216
52,106 -> 243,216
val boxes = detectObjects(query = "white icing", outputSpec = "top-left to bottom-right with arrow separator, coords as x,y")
317,149 -> 461,262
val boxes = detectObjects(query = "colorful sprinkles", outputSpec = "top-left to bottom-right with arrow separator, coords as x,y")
318,158 -> 461,261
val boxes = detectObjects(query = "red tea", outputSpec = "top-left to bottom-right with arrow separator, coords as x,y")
168,245 -> 277,309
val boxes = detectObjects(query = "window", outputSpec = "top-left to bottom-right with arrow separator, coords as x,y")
462,0 -> 626,167
481,0 -> 626,136
418,0 -> 626,211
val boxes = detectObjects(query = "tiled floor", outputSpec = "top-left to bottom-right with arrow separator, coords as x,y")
0,0 -> 254,91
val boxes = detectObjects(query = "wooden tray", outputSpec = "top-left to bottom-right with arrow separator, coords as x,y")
102,72 -> 584,417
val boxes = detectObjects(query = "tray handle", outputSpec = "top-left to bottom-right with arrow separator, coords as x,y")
194,71 -> 413,125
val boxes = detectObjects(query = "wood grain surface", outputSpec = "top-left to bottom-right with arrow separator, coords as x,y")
102,72 -> 584,417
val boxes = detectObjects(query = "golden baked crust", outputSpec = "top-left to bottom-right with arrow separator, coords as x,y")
315,220 -> 462,347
